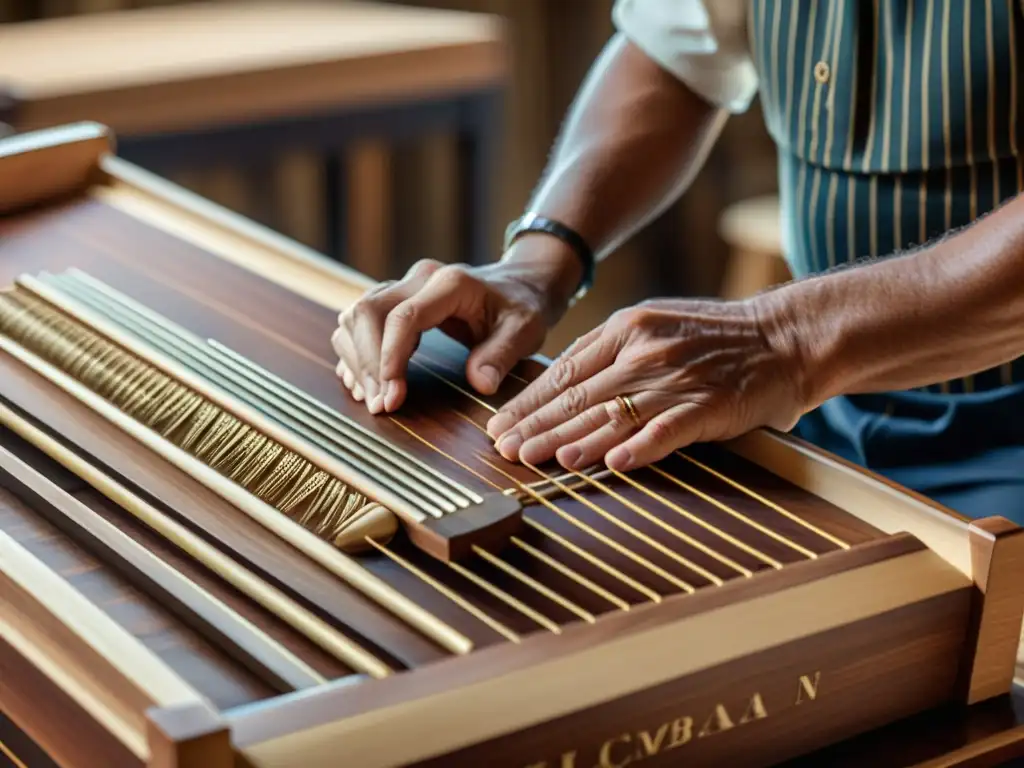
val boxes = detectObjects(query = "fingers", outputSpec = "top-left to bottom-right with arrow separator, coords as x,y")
517,391 -> 670,468
493,358 -> 636,457
606,402 -> 706,471
486,329 -> 620,438
333,260 -> 441,412
465,312 -> 544,395
378,267 -> 484,389
335,359 -> 364,400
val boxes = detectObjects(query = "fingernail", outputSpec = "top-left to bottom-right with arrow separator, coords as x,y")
606,446 -> 633,471
497,432 -> 523,460
478,364 -> 500,393
363,376 -> 379,402
369,394 -> 385,414
383,380 -> 400,412
557,446 -> 582,470
352,383 -> 364,401
487,412 -> 514,438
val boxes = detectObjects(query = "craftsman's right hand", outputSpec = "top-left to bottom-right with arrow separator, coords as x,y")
332,241 -> 581,415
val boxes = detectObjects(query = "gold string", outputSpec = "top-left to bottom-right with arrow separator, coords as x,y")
386,416 -> 500,490
389,415 -> 634,616
410,358 -> 496,413
480,458 -> 673,599
675,452 -> 851,549
521,518 -> 658,604
445,558 -> 562,634
647,465 -> 818,559
427,360 -> 840,555
510,535 -> 631,612
0,738 -> 28,768
363,537 -> 521,644
0,289 -> 384,550
471,545 -> 596,623
519,463 -> 699,592
570,470 -> 749,580
614,471 -> 785,570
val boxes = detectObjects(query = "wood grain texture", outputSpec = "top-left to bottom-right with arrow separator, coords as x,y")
783,688 -> 1024,767
1,713 -> 59,768
0,438 -> 333,692
1,153 -> 1021,767
0,198 -> 893,651
0,366 -> 450,668
414,594 -> 970,768
960,518 -> 1024,704
0,1 -> 504,135
231,538 -> 973,768
0,416 -> 357,684
0,636 -> 141,768
0,486 -> 275,713
147,703 -> 231,768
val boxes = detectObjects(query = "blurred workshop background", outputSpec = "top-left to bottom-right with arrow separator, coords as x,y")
0,0 -> 787,356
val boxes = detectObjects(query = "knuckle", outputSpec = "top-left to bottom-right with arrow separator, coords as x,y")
558,385 -> 587,418
386,302 -> 418,329
646,417 -> 676,446
434,264 -> 472,289
581,406 -> 606,430
631,308 -> 659,329
605,400 -> 627,428
350,295 -> 384,322
408,258 -> 442,278
517,414 -> 542,439
370,279 -> 397,295
551,357 -> 577,390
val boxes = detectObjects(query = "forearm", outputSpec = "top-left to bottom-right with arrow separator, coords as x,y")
762,195 -> 1024,405
503,34 -> 727,308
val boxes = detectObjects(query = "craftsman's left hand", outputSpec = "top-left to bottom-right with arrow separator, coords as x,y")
484,297 -> 808,472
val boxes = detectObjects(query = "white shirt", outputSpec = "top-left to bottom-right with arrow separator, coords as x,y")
612,0 -> 758,114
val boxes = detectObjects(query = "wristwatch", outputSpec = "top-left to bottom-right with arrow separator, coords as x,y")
503,212 -> 595,304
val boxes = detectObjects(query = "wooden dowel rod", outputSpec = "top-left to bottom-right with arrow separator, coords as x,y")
0,399 -> 394,679
0,423 -> 328,692
0,335 -> 471,656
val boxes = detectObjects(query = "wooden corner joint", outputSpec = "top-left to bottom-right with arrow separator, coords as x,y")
957,516 -> 1024,705
146,701 -> 233,768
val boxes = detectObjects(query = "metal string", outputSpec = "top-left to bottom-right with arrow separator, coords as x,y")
0,289 -> 384,548
432,367 -> 827,571
45,270 -> 477,517
673,451 -> 851,549
387,414 -> 639,616
45,273 -> 630,634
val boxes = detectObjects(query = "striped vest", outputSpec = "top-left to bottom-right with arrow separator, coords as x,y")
748,0 -> 1024,394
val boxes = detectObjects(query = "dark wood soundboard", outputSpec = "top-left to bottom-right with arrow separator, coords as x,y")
2,123 -> 1024,768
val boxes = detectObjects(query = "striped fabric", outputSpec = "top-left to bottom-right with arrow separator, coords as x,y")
749,0 -> 1024,394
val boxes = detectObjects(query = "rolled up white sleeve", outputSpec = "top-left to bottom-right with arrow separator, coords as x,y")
612,0 -> 759,114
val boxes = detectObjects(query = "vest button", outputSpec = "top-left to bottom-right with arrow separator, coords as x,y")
814,61 -> 831,84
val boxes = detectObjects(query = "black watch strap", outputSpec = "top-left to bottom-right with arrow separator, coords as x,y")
503,213 -> 595,302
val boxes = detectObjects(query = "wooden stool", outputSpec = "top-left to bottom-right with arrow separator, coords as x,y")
718,195 -> 792,299
0,1 -> 506,273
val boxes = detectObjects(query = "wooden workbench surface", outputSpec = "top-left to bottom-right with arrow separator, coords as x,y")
0,0 -> 505,134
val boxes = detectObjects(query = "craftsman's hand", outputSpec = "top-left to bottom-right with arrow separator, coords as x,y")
332,240 -> 581,414
484,297 -> 809,472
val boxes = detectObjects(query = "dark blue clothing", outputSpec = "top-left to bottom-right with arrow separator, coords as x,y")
748,0 -> 1024,522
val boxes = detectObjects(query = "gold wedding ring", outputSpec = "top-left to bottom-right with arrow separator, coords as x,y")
615,395 -> 642,426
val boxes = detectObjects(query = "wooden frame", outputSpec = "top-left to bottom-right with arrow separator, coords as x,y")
2,123 -> 1024,767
